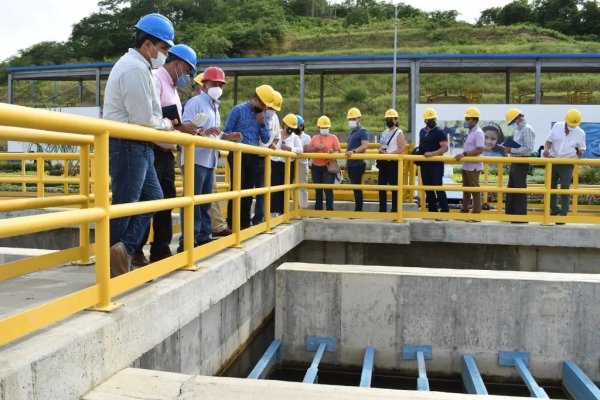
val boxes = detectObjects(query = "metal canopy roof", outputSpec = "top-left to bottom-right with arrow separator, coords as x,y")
8,53 -> 600,80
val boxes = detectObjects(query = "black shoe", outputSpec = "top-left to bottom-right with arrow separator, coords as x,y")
149,251 -> 172,263
196,239 -> 211,246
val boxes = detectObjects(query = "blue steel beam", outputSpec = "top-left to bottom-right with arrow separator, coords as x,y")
402,344 -> 432,392
562,360 -> 600,400
303,336 -> 336,384
303,342 -> 327,384
499,351 -> 548,399
247,339 -> 282,379
461,354 -> 488,395
359,346 -> 376,388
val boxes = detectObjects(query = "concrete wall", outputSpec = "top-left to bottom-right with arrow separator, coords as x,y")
289,241 -> 600,274
0,222 -> 302,400
276,263 -> 600,382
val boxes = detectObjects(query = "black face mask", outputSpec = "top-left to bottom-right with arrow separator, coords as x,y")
426,120 -> 436,129
385,120 -> 395,128
253,106 -> 264,114
286,128 -> 295,135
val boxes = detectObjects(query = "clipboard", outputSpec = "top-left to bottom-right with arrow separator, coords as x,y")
502,138 -> 521,148
161,104 -> 181,127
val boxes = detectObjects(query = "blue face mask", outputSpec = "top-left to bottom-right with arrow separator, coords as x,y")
176,74 -> 191,89
463,121 -> 470,129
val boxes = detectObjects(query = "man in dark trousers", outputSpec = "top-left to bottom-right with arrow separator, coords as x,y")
418,108 -> 449,214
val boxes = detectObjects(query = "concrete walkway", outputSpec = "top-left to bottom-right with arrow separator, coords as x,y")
82,368 -> 525,400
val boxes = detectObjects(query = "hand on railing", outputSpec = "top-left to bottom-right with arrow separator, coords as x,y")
176,122 -> 198,135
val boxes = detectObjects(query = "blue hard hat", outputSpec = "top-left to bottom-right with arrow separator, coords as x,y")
168,44 -> 197,74
135,13 -> 175,47
295,115 -> 304,127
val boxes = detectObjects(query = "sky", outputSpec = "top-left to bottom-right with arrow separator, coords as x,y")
0,0 -> 514,63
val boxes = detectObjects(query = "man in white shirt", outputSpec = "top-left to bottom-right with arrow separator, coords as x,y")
133,44 -> 198,266
543,109 -> 586,219
103,13 -> 177,277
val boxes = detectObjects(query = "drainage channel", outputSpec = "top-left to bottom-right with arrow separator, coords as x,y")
219,322 -> 584,399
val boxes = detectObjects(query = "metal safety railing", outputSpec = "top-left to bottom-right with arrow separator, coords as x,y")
0,103 -> 298,346
1,102 -> 600,346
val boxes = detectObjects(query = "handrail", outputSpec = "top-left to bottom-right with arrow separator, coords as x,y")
1,102 -> 599,346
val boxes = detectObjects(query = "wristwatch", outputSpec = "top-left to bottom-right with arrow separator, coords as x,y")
463,151 -> 467,156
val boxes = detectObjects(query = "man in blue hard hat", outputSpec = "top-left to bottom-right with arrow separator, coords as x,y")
103,13 -> 183,277
132,44 -> 199,266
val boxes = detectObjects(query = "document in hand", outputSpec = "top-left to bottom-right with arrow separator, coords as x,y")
162,104 -> 181,126
502,138 -> 521,148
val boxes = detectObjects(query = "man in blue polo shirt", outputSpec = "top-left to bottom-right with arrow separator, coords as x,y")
418,107 -> 449,213
223,85 -> 275,228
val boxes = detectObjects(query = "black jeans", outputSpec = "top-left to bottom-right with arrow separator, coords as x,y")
138,147 -> 175,257
251,157 -> 265,225
420,162 -> 448,212
347,163 -> 366,211
227,152 -> 260,229
505,163 -> 529,215
377,160 -> 398,212
270,160 -> 295,214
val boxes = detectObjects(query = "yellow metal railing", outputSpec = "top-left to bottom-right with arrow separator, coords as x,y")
1,102 -> 600,346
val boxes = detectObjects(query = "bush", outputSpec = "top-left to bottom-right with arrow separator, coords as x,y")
344,86 -> 369,103
579,166 -> 600,184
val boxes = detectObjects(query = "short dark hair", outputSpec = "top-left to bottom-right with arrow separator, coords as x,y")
165,54 -> 184,65
133,29 -> 160,49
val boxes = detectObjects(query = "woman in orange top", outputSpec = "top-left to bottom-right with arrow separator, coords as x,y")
306,116 -> 341,211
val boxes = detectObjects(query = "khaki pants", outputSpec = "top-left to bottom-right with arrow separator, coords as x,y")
298,162 -> 309,209
209,173 -> 228,232
461,169 -> 481,213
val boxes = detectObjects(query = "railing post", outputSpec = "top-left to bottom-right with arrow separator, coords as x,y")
92,130 -> 118,311
264,154 -> 273,232
543,160 -> 552,225
78,146 -> 92,264
292,155 -> 300,218
36,156 -> 44,197
63,158 -> 69,194
572,162 -> 579,215
233,149 -> 242,247
283,155 -> 291,223
182,143 -> 196,269
21,157 -> 27,193
396,155 -> 404,222
496,162 -> 504,213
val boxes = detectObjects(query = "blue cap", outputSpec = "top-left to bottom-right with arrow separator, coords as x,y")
295,115 -> 304,127
168,44 -> 197,74
135,13 -> 175,47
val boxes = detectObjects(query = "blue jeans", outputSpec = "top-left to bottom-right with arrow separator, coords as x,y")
109,139 -> 163,255
180,164 -> 214,244
347,163 -> 366,211
311,165 -> 335,211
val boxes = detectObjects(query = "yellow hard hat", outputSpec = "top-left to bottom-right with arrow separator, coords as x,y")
317,115 -> 331,128
464,107 -> 481,118
193,73 -> 204,86
282,113 -> 298,129
384,109 -> 399,119
255,85 -> 275,108
423,108 -> 437,120
271,91 -> 283,112
347,107 -> 361,119
505,108 -> 522,124
566,108 -> 582,127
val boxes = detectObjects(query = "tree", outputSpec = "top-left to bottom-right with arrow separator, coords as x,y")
577,0 -> 600,36
496,0 -> 534,25
345,7 -> 370,26
478,7 -> 501,25
532,0 -> 581,34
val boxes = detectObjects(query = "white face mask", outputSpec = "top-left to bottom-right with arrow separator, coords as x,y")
207,86 -> 223,101
566,125 -> 575,132
148,44 -> 167,69
264,109 -> 276,119
348,120 -> 358,129
320,128 -> 329,135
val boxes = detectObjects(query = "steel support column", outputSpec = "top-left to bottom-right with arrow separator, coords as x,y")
535,60 -> 541,104
319,71 -> 324,116
505,70 -> 511,104
95,68 -> 101,108
8,73 -> 14,104
409,61 -> 420,143
233,74 -> 238,106
299,63 -> 305,115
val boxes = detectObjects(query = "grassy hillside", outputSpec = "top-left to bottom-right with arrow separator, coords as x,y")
5,21 -> 600,136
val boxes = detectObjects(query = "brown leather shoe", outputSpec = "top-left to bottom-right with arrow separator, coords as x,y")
110,242 -> 131,278
212,228 -> 232,237
132,249 -> 149,267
